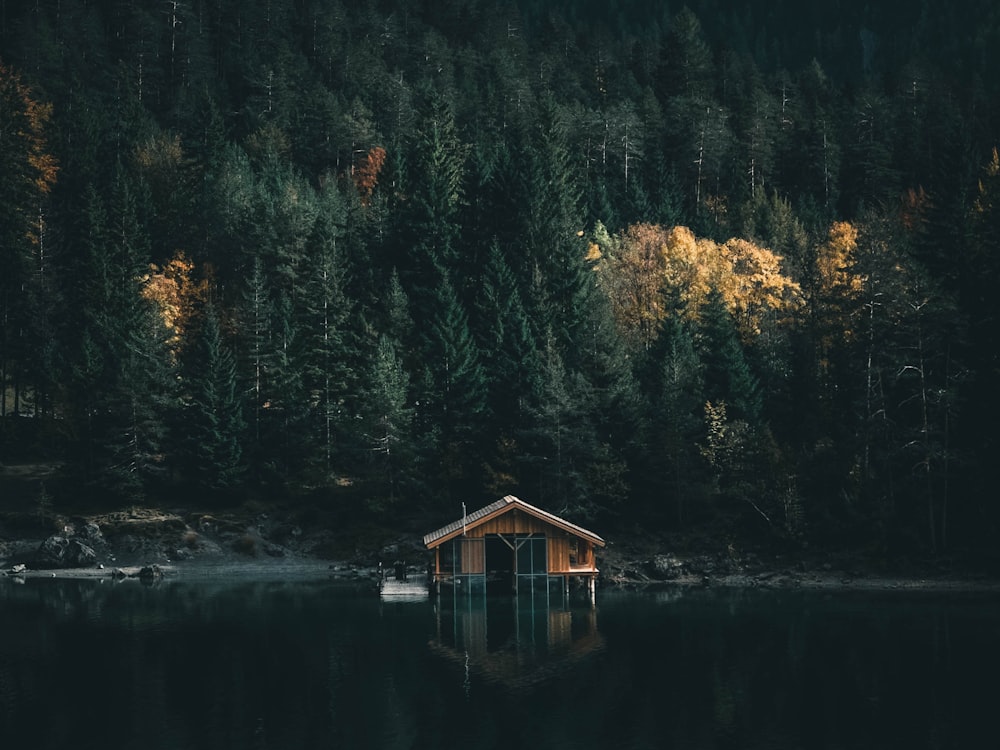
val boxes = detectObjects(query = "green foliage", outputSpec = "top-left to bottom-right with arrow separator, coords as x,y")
181,301 -> 245,491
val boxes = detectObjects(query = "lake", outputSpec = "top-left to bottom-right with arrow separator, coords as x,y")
1,574 -> 997,749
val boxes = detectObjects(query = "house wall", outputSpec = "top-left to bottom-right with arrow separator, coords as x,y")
460,537 -> 484,574
463,509 -> 553,538
436,508 -> 600,578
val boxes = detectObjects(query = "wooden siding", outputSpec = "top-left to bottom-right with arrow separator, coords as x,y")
548,536 -> 570,573
548,535 -> 597,575
460,538 -> 484,574
458,508 -> 552,538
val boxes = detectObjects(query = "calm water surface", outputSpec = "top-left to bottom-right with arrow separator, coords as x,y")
0,574 -> 997,749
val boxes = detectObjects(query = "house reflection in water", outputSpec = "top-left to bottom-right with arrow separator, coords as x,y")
428,587 -> 604,693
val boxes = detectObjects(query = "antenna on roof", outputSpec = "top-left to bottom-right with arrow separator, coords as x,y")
462,502 -> 467,536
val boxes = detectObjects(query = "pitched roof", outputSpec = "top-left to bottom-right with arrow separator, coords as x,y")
423,495 -> 606,548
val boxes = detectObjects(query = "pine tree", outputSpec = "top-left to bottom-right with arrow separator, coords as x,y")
473,242 -> 540,427
520,331 -> 599,515
67,169 -> 175,500
414,265 -> 487,505
399,90 -> 469,304
0,60 -> 58,418
298,183 -> 356,477
181,299 -> 244,492
359,335 -> 413,508
698,291 -> 763,424
522,96 -> 589,351
649,310 -> 706,525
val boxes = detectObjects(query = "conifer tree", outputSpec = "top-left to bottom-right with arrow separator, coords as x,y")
414,265 -> 487,505
649,310 -> 706,525
522,96 -> 589,351
399,90 -> 469,302
0,60 -> 58,418
68,169 -> 175,500
699,290 -> 763,424
181,299 -> 244,492
473,242 -> 540,428
298,185 -> 357,476
359,335 -> 414,508
520,331 -> 599,515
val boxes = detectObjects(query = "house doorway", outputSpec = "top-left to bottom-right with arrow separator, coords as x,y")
484,534 -> 548,594
484,535 -> 514,594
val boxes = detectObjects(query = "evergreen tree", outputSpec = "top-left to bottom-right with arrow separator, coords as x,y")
646,309 -> 706,525
181,299 -> 244,492
399,89 -> 469,302
298,184 -> 356,477
520,331 -> 600,516
414,265 -> 488,506
521,96 -> 589,351
698,290 -> 763,424
359,335 -> 414,508
473,242 -> 540,428
0,60 -> 58,418
67,169 -> 175,500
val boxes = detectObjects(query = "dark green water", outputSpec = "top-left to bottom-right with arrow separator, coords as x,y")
0,575 -> 997,749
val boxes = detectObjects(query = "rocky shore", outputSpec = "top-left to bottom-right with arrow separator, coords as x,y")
3,506 -> 999,593
0,506 -> 405,584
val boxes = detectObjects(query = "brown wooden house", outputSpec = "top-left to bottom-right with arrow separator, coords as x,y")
423,495 -> 605,596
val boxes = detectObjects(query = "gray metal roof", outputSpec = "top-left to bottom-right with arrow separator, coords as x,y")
423,495 -> 606,548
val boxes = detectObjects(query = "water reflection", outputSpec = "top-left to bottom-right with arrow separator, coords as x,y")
429,588 -> 604,694
2,576 -> 999,749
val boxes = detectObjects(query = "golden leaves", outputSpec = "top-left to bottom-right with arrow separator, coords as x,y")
594,222 -> 801,348
141,251 -> 209,353
815,221 -> 860,298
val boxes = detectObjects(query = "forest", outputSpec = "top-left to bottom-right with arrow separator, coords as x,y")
2,0 -> 999,560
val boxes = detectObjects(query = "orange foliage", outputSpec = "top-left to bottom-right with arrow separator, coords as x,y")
815,221 -> 861,301
141,251 -> 209,353
721,237 -> 802,337
353,145 -> 386,205
900,186 -> 930,233
814,221 -> 862,355
595,222 -> 801,347
0,60 -> 58,221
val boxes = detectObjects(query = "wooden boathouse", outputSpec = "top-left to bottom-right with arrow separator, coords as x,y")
423,495 -> 605,596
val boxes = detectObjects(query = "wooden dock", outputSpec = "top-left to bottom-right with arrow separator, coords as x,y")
379,572 -> 429,601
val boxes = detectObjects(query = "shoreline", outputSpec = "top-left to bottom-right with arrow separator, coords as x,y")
5,554 -> 1000,596
4,505 -> 1000,594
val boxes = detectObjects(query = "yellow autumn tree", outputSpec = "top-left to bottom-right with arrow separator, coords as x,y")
141,251 -> 209,355
594,222 -> 801,348
721,237 -> 802,338
660,224 -> 728,316
591,222 -> 671,350
813,221 -> 862,359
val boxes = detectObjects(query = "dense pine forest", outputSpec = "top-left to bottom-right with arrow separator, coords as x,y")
2,0 -> 999,559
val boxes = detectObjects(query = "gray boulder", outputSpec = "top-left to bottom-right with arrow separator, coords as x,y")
36,535 -> 69,567
646,554 -> 686,580
36,535 -> 99,568
65,539 -> 97,567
